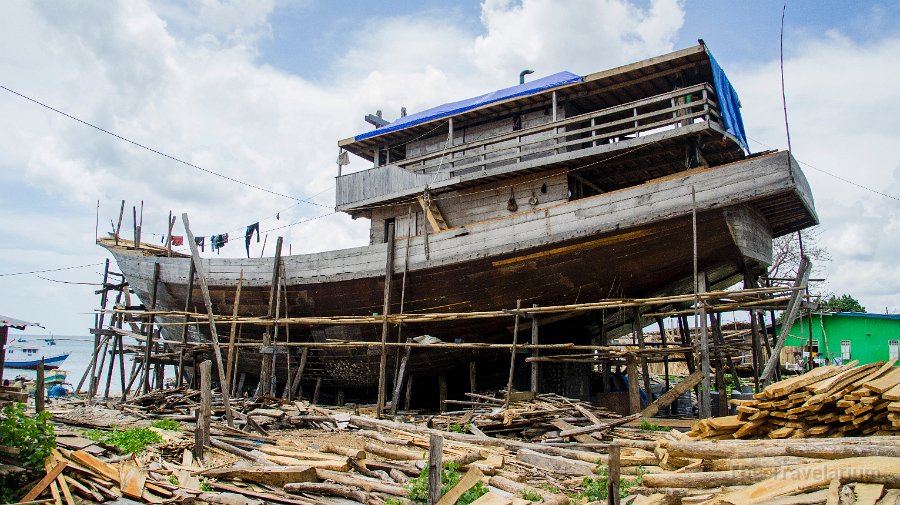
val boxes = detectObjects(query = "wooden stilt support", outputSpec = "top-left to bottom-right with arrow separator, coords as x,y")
195,360 -> 212,460
627,355 -> 640,414
177,259 -> 196,388
225,270 -> 243,392
607,443 -> 620,505
376,223 -> 396,418
601,313 -> 611,392
80,258 -> 110,397
761,256 -> 811,386
655,316 -> 671,415
290,347 -> 309,399
530,304 -> 539,394
182,213 -> 234,426
634,310 -> 652,404
504,299 -> 522,408
312,377 -> 322,405
142,263 -> 160,394
697,270 -> 711,419
716,363 -> 727,417
390,338 -> 412,415
335,389 -> 345,407
438,374 -> 447,413
469,362 -> 477,394
405,374 -> 414,410
258,237 -> 283,397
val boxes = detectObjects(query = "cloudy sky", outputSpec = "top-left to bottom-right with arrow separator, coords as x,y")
2,0 -> 899,335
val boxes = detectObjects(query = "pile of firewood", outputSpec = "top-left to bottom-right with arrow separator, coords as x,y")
688,360 -> 900,440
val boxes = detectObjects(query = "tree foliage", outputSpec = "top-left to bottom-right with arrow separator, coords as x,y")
768,228 -> 830,287
820,294 -> 866,313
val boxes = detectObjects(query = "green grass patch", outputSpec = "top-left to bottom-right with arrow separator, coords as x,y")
448,422 -> 472,434
579,464 -> 645,501
150,419 -> 181,431
405,462 -> 488,505
638,420 -> 672,432
82,427 -> 162,454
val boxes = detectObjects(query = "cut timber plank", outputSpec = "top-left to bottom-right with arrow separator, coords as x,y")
18,461 -> 66,503
68,450 -> 119,483
201,466 -> 316,487
854,483 -> 885,505
865,367 -> 900,394
470,492 -> 513,505
119,460 -> 147,499
436,467 -> 485,505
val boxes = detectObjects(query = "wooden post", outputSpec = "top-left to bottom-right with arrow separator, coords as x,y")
312,377 -> 322,405
390,338 -> 412,415
504,299 -> 522,408
35,359 -> 45,413
405,374 -> 414,410
697,270 -> 711,419
177,259 -> 196,388
428,434 -> 444,505
80,258 -> 110,397
438,374 -> 447,413
469,362 -> 477,394
165,210 -> 174,256
0,326 -> 7,381
634,310 -> 652,405
225,270 -> 243,390
142,263 -> 160,394
195,360 -> 212,460
182,213 -> 234,426
530,304 -> 539,394
655,317 -> 671,414
376,223 -> 396,418
607,443 -> 620,505
601,313 -> 611,392
626,355 -> 640,414
761,256 -> 811,386
258,237 -> 283,397
290,347 -> 309,399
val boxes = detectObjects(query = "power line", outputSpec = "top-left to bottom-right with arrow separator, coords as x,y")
0,262 -> 104,277
0,84 -> 330,208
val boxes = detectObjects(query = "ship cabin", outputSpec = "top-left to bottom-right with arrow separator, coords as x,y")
336,43 -> 749,245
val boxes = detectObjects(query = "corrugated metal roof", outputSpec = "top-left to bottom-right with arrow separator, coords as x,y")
831,312 -> 900,321
0,315 -> 42,330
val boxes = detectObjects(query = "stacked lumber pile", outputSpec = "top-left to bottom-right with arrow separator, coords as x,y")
433,392 -> 626,441
637,436 -> 900,504
688,360 -> 900,440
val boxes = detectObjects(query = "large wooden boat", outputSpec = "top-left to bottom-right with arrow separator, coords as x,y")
100,43 -> 817,395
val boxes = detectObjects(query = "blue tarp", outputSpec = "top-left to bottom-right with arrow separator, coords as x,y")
706,49 -> 749,153
355,71 -> 583,141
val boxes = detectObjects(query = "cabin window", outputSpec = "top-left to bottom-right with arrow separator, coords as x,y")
889,340 -> 899,360
512,114 -> 522,131
840,340 -> 851,360
383,218 -> 395,243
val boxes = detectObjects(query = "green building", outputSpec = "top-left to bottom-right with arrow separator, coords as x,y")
781,312 -> 900,367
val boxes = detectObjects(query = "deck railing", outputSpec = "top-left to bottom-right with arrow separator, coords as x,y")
337,83 -> 721,210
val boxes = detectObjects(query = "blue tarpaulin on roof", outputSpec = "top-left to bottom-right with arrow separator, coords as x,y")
355,71 -> 583,141
706,49 -> 749,153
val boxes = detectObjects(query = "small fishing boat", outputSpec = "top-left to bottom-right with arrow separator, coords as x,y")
4,339 -> 69,370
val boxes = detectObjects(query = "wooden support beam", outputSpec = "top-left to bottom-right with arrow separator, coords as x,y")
761,256 -> 811,386
0,326 -> 7,382
312,377 -> 322,405
290,347 -> 309,400
225,270 -> 243,391
416,195 -> 449,232
80,258 -> 110,397
634,310 -> 652,405
530,305 -> 539,394
258,237 -> 283,397
182,213 -> 234,426
607,443 -> 621,505
390,338 -> 412,415
439,374 -> 447,413
376,222 -> 396,417
640,370 -> 704,418
505,300 -> 522,408
627,355 -> 640,414
428,434 -> 444,505
469,362 -> 477,394
141,263 -> 160,394
697,270 -> 711,419
405,374 -> 414,410
177,258 -> 196,388
655,316 -> 671,414
195,360 -> 212,460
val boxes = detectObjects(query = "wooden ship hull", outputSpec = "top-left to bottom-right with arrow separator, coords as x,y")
100,151 -> 816,390
99,44 -> 819,398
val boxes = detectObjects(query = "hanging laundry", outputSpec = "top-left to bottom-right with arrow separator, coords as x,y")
171,235 -> 184,246
245,222 -> 260,258
195,236 -> 205,252
210,233 -> 229,254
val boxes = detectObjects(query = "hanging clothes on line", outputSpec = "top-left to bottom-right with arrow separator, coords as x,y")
210,233 -> 229,254
171,235 -> 184,246
245,222 -> 260,258
195,236 -> 205,252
